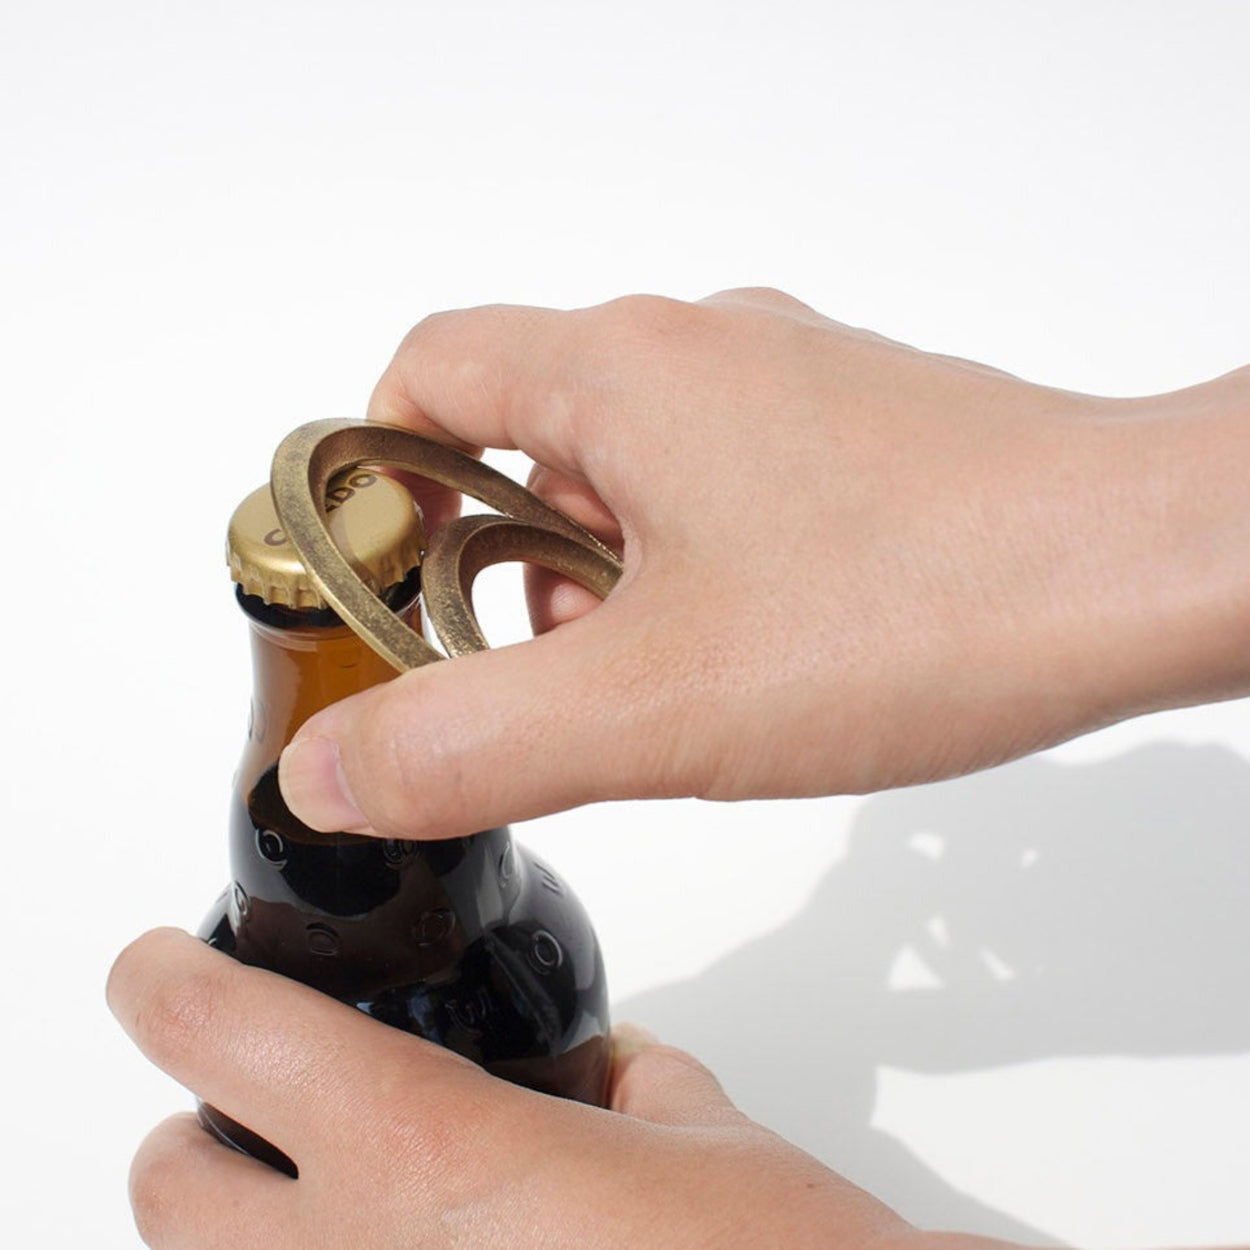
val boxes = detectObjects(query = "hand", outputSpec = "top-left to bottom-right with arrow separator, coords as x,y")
278,288 -> 1250,839
109,928 -> 927,1250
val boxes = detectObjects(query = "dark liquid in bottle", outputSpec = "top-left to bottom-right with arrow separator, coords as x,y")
197,588 -> 610,1176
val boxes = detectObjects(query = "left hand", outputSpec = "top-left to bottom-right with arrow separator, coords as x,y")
108,928 -> 925,1250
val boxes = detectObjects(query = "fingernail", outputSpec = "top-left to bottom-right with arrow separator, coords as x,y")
279,736 -> 368,832
612,1022 -> 659,1058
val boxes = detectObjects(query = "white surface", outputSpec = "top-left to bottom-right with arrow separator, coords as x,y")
2,2 -> 1248,1245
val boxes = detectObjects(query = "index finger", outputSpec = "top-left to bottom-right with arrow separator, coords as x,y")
107,928 -> 493,1171
366,303 -> 594,479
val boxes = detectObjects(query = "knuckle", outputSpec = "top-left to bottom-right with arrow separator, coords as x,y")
705,284 -> 807,312
397,308 -> 473,356
132,965 -> 223,1071
352,683 -> 435,837
594,292 -> 699,342
573,295 -> 712,421
732,283 -> 792,304
396,304 -> 574,443
346,678 -> 470,839
394,310 -> 494,405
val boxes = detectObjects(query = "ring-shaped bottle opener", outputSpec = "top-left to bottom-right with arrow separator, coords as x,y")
269,419 -> 623,672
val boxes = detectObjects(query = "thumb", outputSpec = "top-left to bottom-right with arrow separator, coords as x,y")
277,605 -> 692,839
609,1024 -> 743,1129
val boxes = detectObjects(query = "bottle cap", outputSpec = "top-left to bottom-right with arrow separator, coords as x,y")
227,470 -> 424,609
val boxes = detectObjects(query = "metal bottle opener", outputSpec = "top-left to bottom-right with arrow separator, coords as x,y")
269,419 -> 622,672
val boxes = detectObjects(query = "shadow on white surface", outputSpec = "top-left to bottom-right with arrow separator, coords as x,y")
617,743 -> 1250,1244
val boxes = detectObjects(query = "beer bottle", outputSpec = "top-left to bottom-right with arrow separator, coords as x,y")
199,471 -> 611,1175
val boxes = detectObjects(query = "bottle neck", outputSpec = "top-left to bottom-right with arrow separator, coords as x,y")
238,588 -> 415,795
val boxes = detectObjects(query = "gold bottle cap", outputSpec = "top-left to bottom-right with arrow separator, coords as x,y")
227,469 -> 424,609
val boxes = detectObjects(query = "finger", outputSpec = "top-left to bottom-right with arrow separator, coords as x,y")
277,593 -> 704,839
365,303 -> 594,478
365,295 -> 713,492
525,565 -> 602,635
525,463 -> 622,549
524,462 -> 624,634
129,1112 -> 298,1248
609,1024 -> 743,1129
107,928 -> 487,1162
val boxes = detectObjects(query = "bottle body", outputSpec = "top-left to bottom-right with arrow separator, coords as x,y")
198,590 -> 609,1172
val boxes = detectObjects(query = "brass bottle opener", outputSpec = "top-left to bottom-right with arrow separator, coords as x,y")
270,419 -> 623,672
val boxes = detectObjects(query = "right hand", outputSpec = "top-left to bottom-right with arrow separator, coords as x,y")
278,287 -> 1250,839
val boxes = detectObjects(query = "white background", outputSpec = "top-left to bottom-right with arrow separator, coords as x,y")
2,1 -> 1248,1245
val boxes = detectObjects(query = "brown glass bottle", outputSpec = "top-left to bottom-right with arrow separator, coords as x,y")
199,476 -> 610,1175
